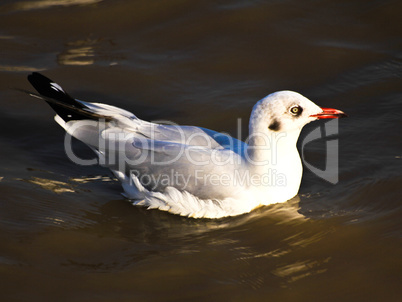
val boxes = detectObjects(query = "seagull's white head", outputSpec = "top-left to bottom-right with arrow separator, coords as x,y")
249,91 -> 346,134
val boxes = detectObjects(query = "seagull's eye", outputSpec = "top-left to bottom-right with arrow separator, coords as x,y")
289,105 -> 303,116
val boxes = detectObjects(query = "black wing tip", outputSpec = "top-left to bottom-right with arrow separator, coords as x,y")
27,72 -> 53,90
26,72 -> 80,107
28,72 -> 62,95
28,72 -> 58,86
26,72 -> 94,122
27,71 -> 46,80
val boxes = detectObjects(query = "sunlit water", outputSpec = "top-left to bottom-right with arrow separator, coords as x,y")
0,1 -> 401,301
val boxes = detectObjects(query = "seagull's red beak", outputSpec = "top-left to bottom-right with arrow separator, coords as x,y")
310,107 -> 347,119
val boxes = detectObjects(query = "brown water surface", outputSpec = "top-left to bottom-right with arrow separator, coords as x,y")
0,1 -> 401,301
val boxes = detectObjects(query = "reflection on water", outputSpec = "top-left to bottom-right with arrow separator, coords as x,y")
0,65 -> 44,72
284,231 -> 328,248
58,45 -> 95,66
57,38 -> 124,66
7,0 -> 102,12
70,175 -> 115,183
44,216 -> 66,226
18,173 -> 117,195
23,177 -> 75,193
263,196 -> 307,223
272,258 -> 330,283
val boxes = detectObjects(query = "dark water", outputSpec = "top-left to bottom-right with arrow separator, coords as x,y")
0,1 -> 401,301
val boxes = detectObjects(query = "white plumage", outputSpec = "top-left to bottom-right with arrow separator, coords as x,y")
27,73 -> 346,219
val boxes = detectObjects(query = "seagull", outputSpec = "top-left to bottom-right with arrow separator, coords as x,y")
25,72 -> 346,218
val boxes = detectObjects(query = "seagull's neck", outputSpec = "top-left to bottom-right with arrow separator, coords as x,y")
245,127 -> 303,204
246,126 -> 301,167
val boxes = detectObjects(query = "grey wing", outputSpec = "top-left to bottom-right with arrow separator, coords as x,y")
61,118 -> 247,199
117,136 -> 247,200
59,101 -> 248,199
77,100 -> 246,152
126,122 -> 245,152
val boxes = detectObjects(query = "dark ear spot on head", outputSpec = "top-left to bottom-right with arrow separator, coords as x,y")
268,119 -> 281,131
